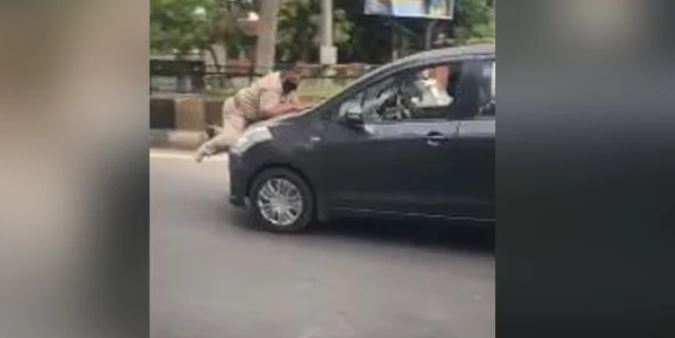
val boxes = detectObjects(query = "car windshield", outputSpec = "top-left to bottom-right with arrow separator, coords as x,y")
302,65 -> 382,106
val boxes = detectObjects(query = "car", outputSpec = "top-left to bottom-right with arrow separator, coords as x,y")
229,44 -> 495,232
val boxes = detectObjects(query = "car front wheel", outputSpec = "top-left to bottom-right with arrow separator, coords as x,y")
248,168 -> 314,232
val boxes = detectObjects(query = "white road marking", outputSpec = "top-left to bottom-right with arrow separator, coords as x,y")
149,150 -> 228,162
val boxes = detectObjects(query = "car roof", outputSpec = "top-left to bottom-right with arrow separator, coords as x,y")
379,43 -> 494,71
393,43 -> 495,65
348,44 -> 494,88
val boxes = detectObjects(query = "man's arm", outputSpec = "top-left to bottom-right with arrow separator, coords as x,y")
260,102 -> 304,118
259,90 -> 305,119
287,90 -> 302,105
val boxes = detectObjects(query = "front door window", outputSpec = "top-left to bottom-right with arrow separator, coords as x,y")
336,62 -> 471,124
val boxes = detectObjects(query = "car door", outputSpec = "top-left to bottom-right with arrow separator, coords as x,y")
446,58 -> 496,220
452,118 -> 495,219
317,64 -> 461,216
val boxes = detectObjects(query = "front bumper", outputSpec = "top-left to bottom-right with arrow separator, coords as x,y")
229,194 -> 246,207
228,152 -> 253,208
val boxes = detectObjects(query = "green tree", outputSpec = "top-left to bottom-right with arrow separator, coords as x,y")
150,0 -> 209,54
334,0 -> 495,64
451,0 -> 495,45
276,0 -> 354,63
150,0 -> 494,67
150,0 -> 254,65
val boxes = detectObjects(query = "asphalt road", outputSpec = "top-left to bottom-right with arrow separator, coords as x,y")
150,150 -> 495,338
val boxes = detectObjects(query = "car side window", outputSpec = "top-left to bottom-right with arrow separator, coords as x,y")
361,75 -> 402,123
336,63 -> 460,124
337,90 -> 364,118
449,59 -> 495,120
335,59 -> 496,123
478,60 -> 496,118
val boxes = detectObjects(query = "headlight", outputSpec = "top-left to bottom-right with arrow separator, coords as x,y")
230,126 -> 273,155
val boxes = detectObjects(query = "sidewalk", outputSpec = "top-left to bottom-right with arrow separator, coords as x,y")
149,148 -> 228,162
150,129 -> 206,150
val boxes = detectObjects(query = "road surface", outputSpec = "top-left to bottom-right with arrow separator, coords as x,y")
150,150 -> 495,338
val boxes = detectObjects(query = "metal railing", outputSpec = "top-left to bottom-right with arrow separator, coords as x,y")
150,59 -> 379,95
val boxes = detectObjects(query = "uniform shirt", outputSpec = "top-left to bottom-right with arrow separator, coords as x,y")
231,71 -> 299,123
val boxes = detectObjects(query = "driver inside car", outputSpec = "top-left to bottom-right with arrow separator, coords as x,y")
358,66 -> 454,123
412,66 -> 453,108
361,74 -> 422,122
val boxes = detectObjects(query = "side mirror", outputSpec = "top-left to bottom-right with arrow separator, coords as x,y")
343,107 -> 364,128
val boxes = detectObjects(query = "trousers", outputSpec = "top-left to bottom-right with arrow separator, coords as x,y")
196,98 -> 248,158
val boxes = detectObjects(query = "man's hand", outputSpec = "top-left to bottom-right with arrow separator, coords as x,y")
293,102 -> 312,111
261,102 -> 305,118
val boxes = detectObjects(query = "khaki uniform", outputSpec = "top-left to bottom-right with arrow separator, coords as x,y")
196,72 -> 298,160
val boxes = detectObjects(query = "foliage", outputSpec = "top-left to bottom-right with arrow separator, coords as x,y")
452,0 -> 495,45
150,0 -> 254,57
150,0 -> 494,65
151,0 -> 205,54
333,0 -> 494,63
332,0 -> 397,63
276,0 -> 354,63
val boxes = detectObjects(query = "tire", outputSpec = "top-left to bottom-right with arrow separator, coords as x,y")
248,168 -> 314,232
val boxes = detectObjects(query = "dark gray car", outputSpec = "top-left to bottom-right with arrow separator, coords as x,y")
229,44 -> 495,232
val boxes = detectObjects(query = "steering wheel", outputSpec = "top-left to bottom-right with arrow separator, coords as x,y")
375,89 -> 406,120
395,86 -> 415,119
374,83 -> 417,120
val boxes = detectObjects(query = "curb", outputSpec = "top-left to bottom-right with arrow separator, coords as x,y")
150,95 -> 225,130
150,129 -> 206,150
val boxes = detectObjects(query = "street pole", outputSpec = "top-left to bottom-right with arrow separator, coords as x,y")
254,0 -> 280,76
425,19 -> 439,50
319,0 -> 337,69
320,0 -> 333,49
390,19 -> 398,61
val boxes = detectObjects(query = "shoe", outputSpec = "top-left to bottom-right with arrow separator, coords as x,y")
194,152 -> 204,163
194,147 -> 208,163
205,125 -> 216,140
205,125 -> 223,140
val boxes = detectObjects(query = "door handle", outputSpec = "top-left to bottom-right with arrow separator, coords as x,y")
425,132 -> 448,146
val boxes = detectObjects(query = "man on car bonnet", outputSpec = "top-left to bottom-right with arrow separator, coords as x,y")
195,67 -> 306,162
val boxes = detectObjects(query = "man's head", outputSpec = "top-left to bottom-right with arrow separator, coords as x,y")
432,65 -> 450,89
280,66 -> 301,95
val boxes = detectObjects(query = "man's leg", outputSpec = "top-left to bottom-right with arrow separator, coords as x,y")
195,99 -> 247,162
194,128 -> 242,162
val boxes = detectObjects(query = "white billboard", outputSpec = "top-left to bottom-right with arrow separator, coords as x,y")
365,0 -> 455,20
